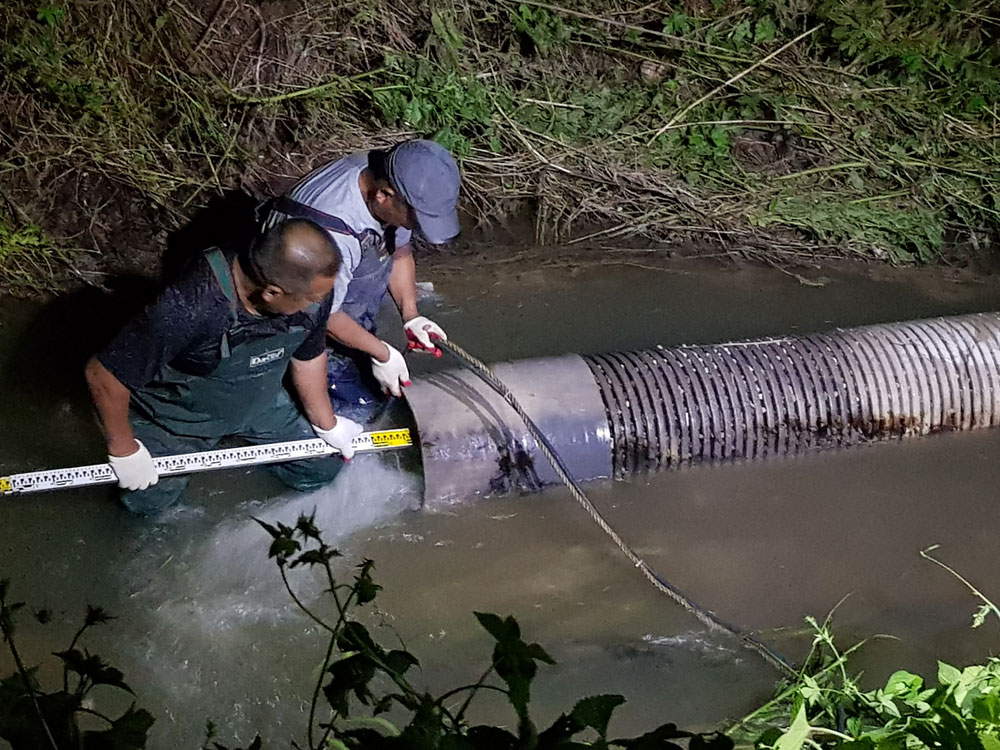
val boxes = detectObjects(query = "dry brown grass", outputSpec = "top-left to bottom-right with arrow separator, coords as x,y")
0,0 -> 997,292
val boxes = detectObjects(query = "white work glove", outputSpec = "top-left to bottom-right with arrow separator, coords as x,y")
108,440 -> 159,491
371,342 -> 411,398
403,316 -> 447,358
313,417 -> 364,460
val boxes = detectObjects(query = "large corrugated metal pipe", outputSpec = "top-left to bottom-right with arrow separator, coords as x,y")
404,313 -> 1000,507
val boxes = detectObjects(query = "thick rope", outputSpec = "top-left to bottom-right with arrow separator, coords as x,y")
437,339 -> 796,677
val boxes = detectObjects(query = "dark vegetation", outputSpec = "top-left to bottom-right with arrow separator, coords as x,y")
1,0 -> 998,294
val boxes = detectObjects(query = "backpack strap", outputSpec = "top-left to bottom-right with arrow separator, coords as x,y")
204,248 -> 238,359
273,196 -> 361,239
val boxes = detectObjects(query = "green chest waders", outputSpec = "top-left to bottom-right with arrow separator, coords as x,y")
131,249 -> 319,438
120,249 -> 341,515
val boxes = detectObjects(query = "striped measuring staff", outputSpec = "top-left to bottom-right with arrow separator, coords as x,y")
0,428 -> 413,496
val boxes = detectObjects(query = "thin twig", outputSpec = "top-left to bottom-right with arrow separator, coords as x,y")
648,26 -> 821,143
920,545 -> 1000,623
775,161 -> 869,181
191,0 -> 228,57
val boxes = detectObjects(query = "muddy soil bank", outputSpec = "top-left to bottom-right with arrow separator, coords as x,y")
8,180 -> 1000,306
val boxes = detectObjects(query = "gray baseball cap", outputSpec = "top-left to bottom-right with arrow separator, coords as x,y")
386,139 -> 461,245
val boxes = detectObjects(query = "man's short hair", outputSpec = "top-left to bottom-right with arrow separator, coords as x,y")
241,218 -> 339,293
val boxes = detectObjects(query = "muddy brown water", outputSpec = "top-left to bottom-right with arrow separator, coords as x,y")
2,258 -> 1000,747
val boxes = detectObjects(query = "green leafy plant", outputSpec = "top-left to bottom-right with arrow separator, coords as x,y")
2,7 -> 114,120
373,56 -> 500,157
35,4 -> 66,27
730,545 -> 1000,749
511,4 -> 571,55
0,580 -> 154,750
249,513 -> 736,749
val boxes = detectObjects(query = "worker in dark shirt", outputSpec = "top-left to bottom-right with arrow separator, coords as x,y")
85,218 -> 363,516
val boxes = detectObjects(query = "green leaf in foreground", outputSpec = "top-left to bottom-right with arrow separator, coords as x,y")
570,694 -> 625,739
774,705 -> 810,750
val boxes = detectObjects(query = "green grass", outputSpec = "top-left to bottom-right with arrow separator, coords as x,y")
753,195 -> 947,264
0,218 -> 73,294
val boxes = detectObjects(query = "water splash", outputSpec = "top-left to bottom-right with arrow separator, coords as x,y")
198,456 -> 420,615
642,632 -> 737,660
119,456 -> 420,748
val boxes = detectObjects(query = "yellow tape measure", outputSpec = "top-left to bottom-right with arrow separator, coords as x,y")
369,429 -> 413,448
1,428 -> 413,496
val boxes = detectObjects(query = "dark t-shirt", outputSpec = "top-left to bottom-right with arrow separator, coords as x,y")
99,250 -> 333,390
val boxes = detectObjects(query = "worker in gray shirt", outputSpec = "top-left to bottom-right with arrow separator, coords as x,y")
266,139 -> 460,422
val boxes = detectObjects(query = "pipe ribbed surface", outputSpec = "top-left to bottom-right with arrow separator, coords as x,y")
583,313 -> 1000,478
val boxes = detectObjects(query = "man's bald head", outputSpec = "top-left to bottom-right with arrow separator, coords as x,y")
241,218 -> 340,294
